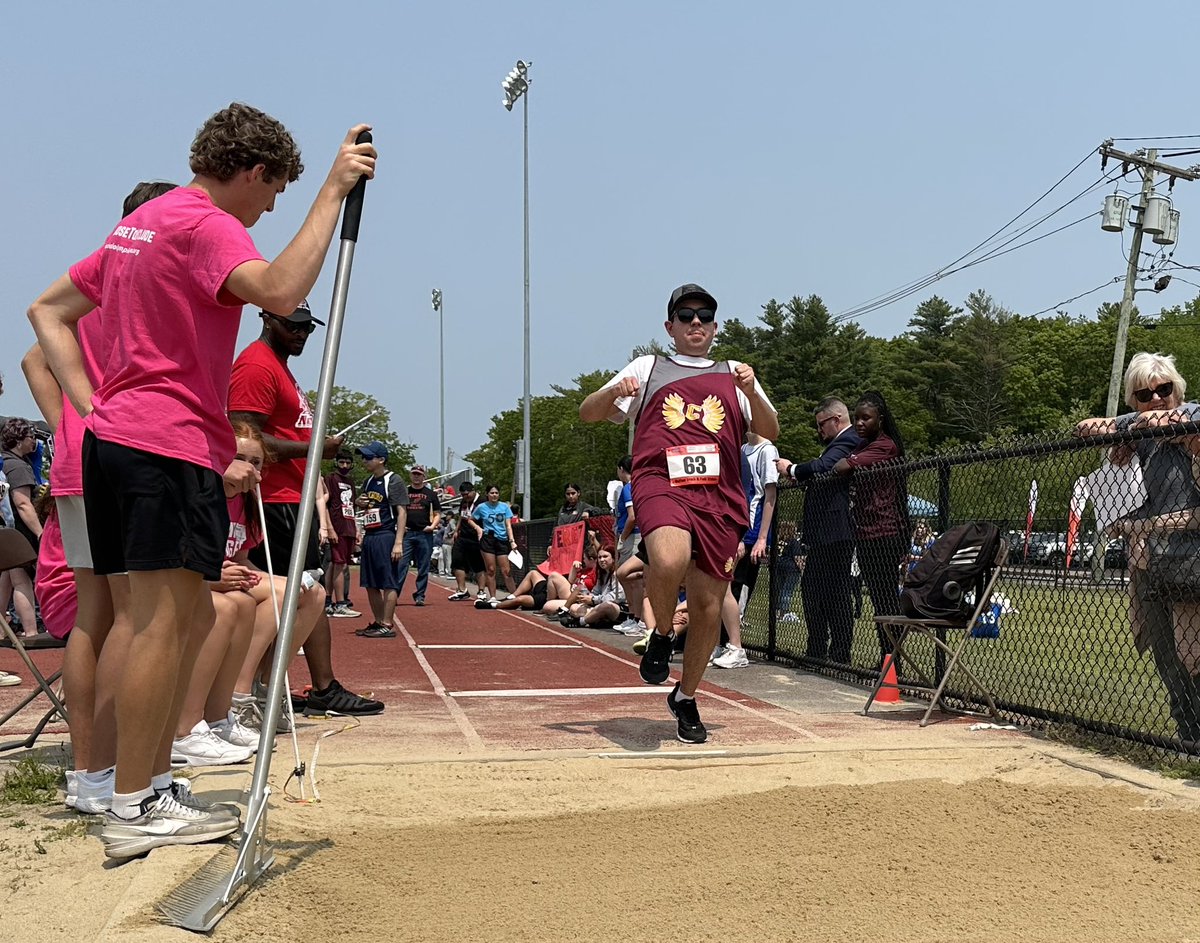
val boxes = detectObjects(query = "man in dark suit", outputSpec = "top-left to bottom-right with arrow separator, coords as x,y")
776,396 -> 862,663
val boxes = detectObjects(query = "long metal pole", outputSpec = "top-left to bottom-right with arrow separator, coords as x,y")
522,88 -> 531,520
1106,149 -> 1157,417
439,294 -> 445,477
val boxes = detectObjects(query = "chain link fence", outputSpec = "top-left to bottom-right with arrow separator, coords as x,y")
743,421 -> 1200,761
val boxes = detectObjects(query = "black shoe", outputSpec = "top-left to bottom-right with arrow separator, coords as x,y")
304,679 -> 385,717
355,622 -> 382,637
666,683 -> 707,744
414,598 -> 425,607
360,624 -> 397,639
290,691 -> 308,712
474,599 -> 492,610
639,631 -> 674,685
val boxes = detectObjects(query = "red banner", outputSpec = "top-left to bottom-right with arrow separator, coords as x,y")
539,522 -> 587,576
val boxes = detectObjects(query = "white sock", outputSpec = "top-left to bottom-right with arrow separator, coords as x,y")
78,767 -> 115,791
150,771 -> 173,793
111,786 -> 156,820
674,687 -> 694,704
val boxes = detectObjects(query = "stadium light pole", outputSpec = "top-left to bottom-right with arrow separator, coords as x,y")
502,59 -> 532,520
432,288 -> 445,473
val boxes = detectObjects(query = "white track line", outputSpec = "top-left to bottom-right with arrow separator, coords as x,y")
420,644 -> 581,650
450,686 -> 671,698
393,617 -> 484,750
499,610 -> 824,742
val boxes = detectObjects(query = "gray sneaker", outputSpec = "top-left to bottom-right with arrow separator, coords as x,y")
100,792 -> 239,859
164,778 -> 241,820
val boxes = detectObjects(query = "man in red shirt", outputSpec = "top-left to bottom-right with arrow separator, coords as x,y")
229,302 -> 383,718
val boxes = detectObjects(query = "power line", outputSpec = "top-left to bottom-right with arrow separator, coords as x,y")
1031,276 -> 1123,317
830,150 -> 1099,321
1112,134 -> 1200,142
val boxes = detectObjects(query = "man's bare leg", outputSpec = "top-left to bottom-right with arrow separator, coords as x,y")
679,568 -> 727,698
113,569 -> 204,802
643,528 -> 691,638
62,569 -> 114,771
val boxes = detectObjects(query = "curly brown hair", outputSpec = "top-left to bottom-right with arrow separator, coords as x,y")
189,103 -> 304,184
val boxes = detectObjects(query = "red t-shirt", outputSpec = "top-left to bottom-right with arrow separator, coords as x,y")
69,187 -> 264,472
228,339 -> 314,503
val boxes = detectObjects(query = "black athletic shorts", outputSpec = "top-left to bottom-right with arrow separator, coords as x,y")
532,579 -> 549,610
479,533 -> 511,557
82,430 -> 227,580
248,502 -> 322,581
452,540 -> 484,575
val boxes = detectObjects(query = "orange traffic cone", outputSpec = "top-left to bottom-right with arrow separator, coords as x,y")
875,655 -> 901,704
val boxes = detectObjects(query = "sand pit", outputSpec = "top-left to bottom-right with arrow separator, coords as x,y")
2,741 -> 1198,943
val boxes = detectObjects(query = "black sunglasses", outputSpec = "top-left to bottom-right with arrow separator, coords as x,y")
268,314 -> 316,335
670,308 -> 716,325
1134,381 -> 1174,403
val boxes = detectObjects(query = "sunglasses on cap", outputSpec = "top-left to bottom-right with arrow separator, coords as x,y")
1134,381 -> 1174,403
267,314 -> 317,335
670,308 -> 716,325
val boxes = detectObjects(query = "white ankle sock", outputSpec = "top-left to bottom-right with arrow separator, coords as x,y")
150,771 -> 173,792
674,687 -> 694,704
111,786 -> 156,819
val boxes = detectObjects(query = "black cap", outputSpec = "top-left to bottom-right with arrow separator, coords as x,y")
667,283 -> 718,317
262,300 -> 325,326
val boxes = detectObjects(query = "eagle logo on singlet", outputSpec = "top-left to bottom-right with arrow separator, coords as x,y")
724,556 -> 735,573
661,393 -> 726,434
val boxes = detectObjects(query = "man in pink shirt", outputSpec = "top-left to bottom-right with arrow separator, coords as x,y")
27,102 -> 376,859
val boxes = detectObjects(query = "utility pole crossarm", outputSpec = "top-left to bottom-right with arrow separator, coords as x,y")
1098,143 -> 1200,182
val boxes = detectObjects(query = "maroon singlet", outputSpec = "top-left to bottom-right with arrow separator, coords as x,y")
630,357 -> 748,580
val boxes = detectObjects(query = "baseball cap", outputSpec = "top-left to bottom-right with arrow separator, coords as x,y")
262,299 -> 326,326
356,441 -> 388,461
410,463 -> 427,474
667,283 -> 718,317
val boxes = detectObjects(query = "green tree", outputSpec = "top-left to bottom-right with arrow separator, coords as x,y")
306,386 -> 416,478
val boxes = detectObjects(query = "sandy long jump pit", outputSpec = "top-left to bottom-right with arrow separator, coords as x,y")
3,736 -> 1200,943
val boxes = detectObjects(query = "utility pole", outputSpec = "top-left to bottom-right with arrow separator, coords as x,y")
1100,144 -> 1199,416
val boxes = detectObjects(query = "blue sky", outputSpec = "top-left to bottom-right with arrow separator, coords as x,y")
5,2 -> 1200,470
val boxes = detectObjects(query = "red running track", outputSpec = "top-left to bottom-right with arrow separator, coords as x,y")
0,577 -> 826,755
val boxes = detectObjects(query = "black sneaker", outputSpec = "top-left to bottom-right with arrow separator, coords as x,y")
360,624 -> 397,639
474,599 -> 492,610
355,622 -> 383,637
304,679 -> 385,717
666,683 -> 707,744
639,631 -> 674,685
414,598 -> 425,607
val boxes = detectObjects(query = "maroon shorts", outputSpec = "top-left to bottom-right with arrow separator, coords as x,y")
636,489 -> 743,582
330,534 -> 355,566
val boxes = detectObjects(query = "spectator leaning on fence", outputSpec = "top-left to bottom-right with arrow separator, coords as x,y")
833,390 -> 909,667
776,396 -> 862,664
1076,351 -> 1200,744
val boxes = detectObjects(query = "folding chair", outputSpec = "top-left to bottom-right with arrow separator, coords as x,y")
0,528 -> 69,752
863,539 -> 1007,727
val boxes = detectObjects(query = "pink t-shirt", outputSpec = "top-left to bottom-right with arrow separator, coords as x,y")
225,496 -> 262,560
34,509 -> 76,640
51,309 -> 106,497
68,187 -> 264,472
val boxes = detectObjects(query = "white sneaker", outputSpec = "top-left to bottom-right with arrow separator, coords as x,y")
0,670 -> 20,686
75,767 -> 115,814
615,617 -> 638,633
707,645 -> 726,667
713,645 -> 750,669
100,791 -> 239,859
171,720 -> 253,767
165,778 -> 240,820
477,589 -> 490,601
211,714 -> 260,751
620,619 -> 648,637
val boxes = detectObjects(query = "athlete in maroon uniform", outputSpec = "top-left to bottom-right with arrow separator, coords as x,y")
580,284 -> 779,743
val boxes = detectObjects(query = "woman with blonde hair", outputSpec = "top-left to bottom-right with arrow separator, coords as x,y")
1077,351 -> 1200,743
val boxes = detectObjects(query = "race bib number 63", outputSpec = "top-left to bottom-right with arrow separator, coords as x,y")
665,443 -> 720,487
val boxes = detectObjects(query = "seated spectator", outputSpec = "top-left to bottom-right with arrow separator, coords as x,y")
493,568 -> 573,613
907,519 -> 936,573
0,418 -> 43,638
556,483 -> 606,526
560,545 -> 622,628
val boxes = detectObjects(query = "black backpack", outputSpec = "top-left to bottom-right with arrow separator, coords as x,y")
899,522 -> 1001,620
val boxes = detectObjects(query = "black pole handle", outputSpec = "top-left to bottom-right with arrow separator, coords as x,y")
340,129 -> 372,243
